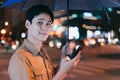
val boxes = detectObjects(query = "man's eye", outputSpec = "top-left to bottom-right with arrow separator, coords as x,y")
46,23 -> 51,26
38,22 -> 42,25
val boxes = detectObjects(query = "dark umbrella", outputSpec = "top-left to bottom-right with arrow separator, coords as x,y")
2,0 -> 120,22
2,0 -> 120,39
2,0 -> 120,25
2,0 -> 120,10
1,0 -> 26,8
54,0 -> 120,10
1,0 -> 55,11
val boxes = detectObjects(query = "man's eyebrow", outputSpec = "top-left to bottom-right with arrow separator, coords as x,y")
38,18 -> 52,23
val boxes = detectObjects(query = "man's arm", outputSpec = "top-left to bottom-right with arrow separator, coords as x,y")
52,54 -> 80,80
8,56 -> 30,80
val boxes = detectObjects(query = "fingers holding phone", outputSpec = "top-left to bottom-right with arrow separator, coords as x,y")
61,41 -> 83,60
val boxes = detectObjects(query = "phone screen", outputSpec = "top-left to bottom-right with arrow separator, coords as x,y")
68,45 -> 83,59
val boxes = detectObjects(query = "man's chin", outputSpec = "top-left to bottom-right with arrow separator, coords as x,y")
38,35 -> 48,41
39,38 -> 47,42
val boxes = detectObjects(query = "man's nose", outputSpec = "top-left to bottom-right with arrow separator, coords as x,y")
41,24 -> 47,31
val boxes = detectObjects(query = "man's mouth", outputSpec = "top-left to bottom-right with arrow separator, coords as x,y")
39,32 -> 47,35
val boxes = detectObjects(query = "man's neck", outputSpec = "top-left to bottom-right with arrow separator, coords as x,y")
27,37 -> 43,51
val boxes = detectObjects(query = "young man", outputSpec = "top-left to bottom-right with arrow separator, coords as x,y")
8,5 -> 81,80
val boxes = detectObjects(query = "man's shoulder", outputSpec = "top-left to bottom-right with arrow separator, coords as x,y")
10,48 -> 31,62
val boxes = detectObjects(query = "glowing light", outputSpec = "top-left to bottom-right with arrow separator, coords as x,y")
1,40 -> 5,44
49,41 -> 54,47
55,31 -> 62,38
4,21 -> 9,26
82,24 -> 87,28
69,26 -> 79,39
49,31 -> 55,35
107,8 -> 112,12
15,40 -> 19,47
94,30 -> 101,38
72,14 -> 78,18
116,10 -> 120,14
52,24 -> 58,30
87,30 -> 94,38
1,29 -> 6,35
83,12 -> 93,17
56,41 -> 62,49
21,32 -> 26,38
12,45 -> 17,50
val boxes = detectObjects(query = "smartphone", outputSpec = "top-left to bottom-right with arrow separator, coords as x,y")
68,45 -> 83,59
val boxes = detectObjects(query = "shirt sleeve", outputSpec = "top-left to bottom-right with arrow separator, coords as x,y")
8,55 -> 30,80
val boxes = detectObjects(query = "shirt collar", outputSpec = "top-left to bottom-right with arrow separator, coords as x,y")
21,39 -> 40,56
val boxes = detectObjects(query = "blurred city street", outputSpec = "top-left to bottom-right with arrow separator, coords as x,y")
1,0 -> 120,80
0,44 -> 120,80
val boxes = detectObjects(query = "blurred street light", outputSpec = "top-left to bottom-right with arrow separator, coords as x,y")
1,29 -> 6,35
4,21 -> 9,26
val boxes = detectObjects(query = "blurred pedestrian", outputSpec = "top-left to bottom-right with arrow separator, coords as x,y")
8,4 -> 81,80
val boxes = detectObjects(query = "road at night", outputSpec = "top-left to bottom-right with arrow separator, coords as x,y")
0,44 -> 120,80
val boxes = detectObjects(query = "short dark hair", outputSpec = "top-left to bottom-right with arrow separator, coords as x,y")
25,5 -> 54,23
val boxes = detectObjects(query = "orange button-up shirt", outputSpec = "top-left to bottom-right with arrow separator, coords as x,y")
8,39 -> 54,80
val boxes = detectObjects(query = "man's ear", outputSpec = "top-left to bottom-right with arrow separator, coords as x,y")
25,20 -> 30,29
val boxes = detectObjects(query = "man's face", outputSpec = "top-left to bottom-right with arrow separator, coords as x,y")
26,13 -> 52,41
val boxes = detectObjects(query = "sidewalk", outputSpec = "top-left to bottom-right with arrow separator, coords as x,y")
0,47 -> 12,58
